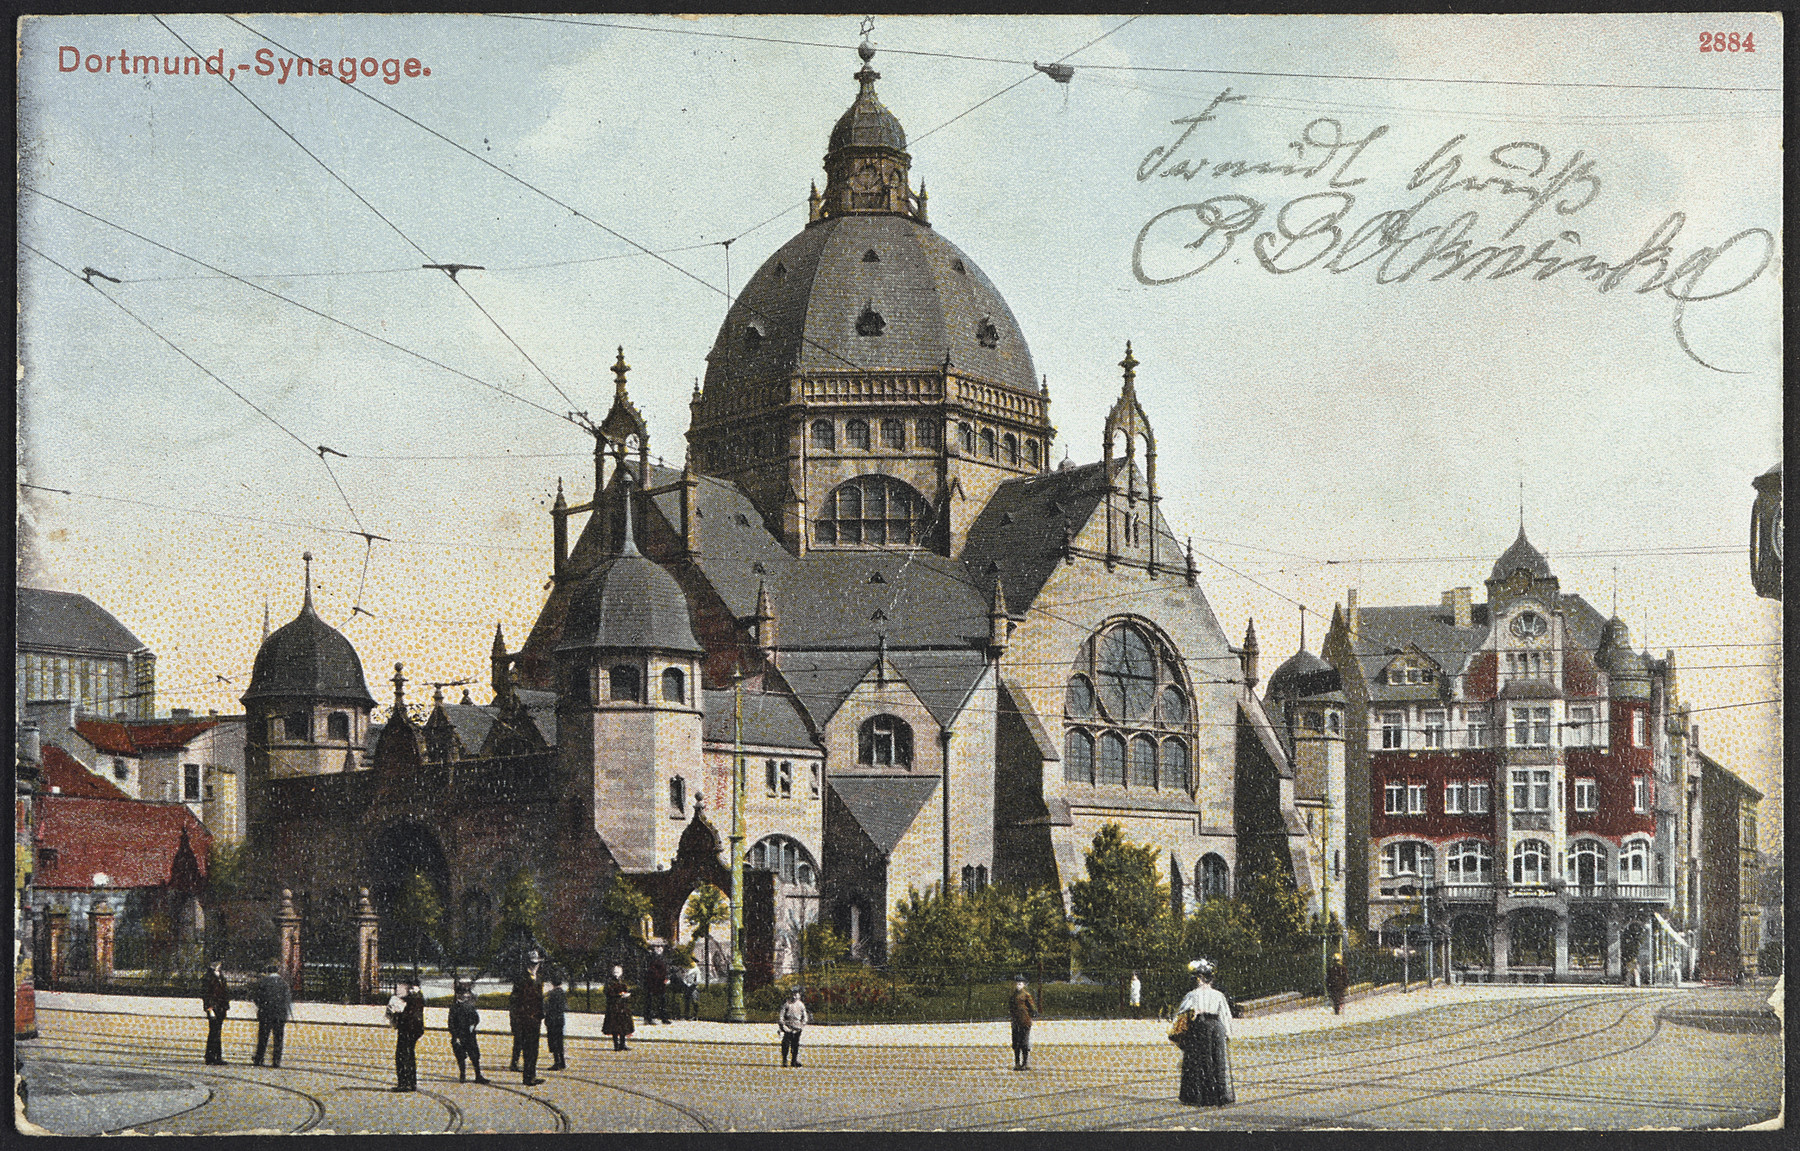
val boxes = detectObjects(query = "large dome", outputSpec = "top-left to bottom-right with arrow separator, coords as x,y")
243,599 -> 375,706
702,213 -> 1038,398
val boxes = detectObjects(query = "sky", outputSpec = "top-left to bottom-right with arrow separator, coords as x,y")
16,14 -> 1783,831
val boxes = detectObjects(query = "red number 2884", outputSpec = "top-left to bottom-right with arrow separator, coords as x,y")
1700,31 -> 1756,52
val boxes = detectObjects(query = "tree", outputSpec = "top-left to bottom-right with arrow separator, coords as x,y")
392,869 -> 444,977
602,875 -> 654,965
1237,870 -> 1308,953
491,866 -> 546,970
684,884 -> 727,984
993,885 -> 1070,1009
798,921 -> 849,969
1069,823 -> 1176,1004
889,885 -> 999,985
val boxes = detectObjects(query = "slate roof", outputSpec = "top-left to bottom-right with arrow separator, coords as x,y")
958,463 -> 1111,611
1265,649 -> 1339,703
1239,695 -> 1293,780
1489,527 -> 1554,582
700,688 -> 819,750
829,774 -> 940,855
1347,591 -> 1612,696
435,704 -> 498,753
243,597 -> 376,706
829,63 -> 908,154
39,743 -> 130,799
701,212 -> 1038,399
645,465 -> 795,623
558,547 -> 703,655
35,794 -> 211,890
16,586 -> 150,655
73,719 -> 218,757
515,689 -> 559,748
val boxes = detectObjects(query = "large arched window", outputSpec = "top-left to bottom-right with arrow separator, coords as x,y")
814,476 -> 931,547
1199,854 -> 1231,900
661,667 -> 686,704
811,420 -> 835,450
749,835 -> 818,888
1512,838 -> 1551,885
1568,839 -> 1608,887
1381,840 -> 1435,881
1446,840 -> 1492,885
1003,434 -> 1019,465
859,715 -> 914,767
1063,620 -> 1196,793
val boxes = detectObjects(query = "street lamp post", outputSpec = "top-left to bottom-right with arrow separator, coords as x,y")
726,672 -> 748,1023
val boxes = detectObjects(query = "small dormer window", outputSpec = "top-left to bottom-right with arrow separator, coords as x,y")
856,305 -> 885,337
744,325 -> 764,349
863,249 -> 881,263
976,318 -> 999,348
774,261 -> 787,279
952,259 -> 966,274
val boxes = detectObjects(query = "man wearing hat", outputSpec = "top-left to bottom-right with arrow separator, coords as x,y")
1007,977 -> 1038,1070
510,950 -> 546,1085
249,961 -> 291,1069
200,960 -> 232,1065
448,978 -> 488,1083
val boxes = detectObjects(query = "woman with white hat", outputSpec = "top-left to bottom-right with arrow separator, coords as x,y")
1171,958 -> 1234,1106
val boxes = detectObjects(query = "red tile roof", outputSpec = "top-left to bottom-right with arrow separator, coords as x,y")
73,718 -> 218,756
34,795 -> 211,891
39,744 -> 131,800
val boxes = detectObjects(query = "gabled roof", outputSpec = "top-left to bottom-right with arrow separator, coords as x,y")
958,463 -> 1109,611
700,687 -> 819,750
17,586 -> 150,655
40,744 -> 130,799
73,718 -> 218,756
885,649 -> 989,728
771,551 -> 990,650
828,774 -> 940,855
1695,750 -> 1763,802
35,795 -> 212,890
433,703 -> 498,754
1345,592 -> 1611,695
515,689 -> 559,748
770,651 -> 880,731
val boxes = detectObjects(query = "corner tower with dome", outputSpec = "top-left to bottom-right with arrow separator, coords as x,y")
240,46 -> 1320,980
1319,528 -> 1687,983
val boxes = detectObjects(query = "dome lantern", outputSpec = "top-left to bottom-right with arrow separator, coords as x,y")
820,44 -> 921,222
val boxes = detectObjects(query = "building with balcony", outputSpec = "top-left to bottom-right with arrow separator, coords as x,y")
1322,529 -> 1680,981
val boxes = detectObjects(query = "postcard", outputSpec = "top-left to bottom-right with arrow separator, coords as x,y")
14,13 -> 1783,1134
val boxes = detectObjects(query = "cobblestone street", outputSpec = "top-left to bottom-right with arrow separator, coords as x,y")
17,982 -> 1782,1132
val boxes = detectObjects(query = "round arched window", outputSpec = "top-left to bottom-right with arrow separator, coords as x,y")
1063,620 -> 1196,793
814,476 -> 931,547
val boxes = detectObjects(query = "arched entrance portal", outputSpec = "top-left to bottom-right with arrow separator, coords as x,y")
367,821 -> 452,969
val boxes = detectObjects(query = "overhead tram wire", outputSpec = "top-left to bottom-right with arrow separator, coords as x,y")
217,15 -> 872,382
218,14 -> 1135,380
113,239 -> 728,284
21,242 -> 372,542
153,16 -> 584,422
22,186 -> 570,427
485,14 -> 1779,94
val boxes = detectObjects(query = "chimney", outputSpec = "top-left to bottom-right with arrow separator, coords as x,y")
1441,587 -> 1473,629
172,707 -> 193,719
1346,588 -> 1360,635
1689,723 -> 1699,752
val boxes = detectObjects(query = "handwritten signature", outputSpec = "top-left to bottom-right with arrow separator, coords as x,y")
1130,94 -> 1773,373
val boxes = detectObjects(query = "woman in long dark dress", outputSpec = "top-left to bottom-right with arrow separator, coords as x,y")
1174,958 -> 1234,1106
602,964 -> 636,1051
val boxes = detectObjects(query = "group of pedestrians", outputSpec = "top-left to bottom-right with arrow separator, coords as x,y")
199,960 -> 293,1070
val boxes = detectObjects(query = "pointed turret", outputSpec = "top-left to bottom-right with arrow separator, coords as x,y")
552,478 -> 569,578
751,580 -> 777,656
1241,618 -> 1260,690
987,575 -> 1009,655
491,623 -> 512,703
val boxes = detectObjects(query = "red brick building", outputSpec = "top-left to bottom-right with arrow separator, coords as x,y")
1321,530 -> 1680,981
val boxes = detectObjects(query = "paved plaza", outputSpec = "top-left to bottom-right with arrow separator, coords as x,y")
16,981 -> 1783,1133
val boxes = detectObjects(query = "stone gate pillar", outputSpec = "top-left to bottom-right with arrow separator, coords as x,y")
1552,914 -> 1569,979
1604,917 -> 1622,980
45,906 -> 68,988
354,888 -> 381,1004
1491,913 -> 1510,980
90,899 -> 116,983
275,889 -> 303,997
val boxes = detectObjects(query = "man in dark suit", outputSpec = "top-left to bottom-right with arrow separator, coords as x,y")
201,961 -> 232,1065
513,952 -> 546,1085
544,971 -> 568,1071
250,962 -> 291,1068
644,945 -> 671,1025
392,980 -> 425,1091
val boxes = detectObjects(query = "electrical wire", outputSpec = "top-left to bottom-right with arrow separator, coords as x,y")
154,15 -> 584,420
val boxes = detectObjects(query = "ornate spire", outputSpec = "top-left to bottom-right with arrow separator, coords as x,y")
1241,618 -> 1260,690
612,346 -> 630,397
301,551 -> 316,614
821,39 -> 916,220
1120,341 -> 1139,391
262,598 -> 271,641
391,662 -> 407,714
